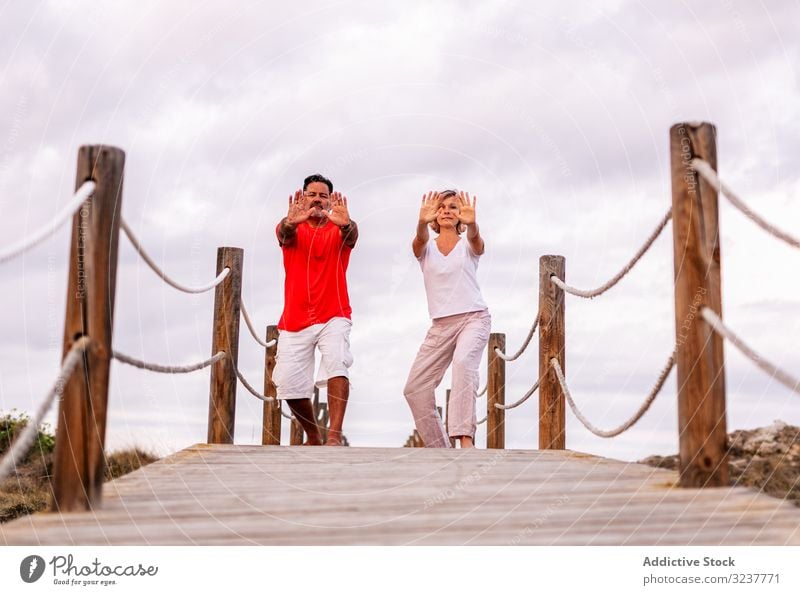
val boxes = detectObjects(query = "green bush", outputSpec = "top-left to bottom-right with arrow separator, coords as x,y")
0,410 -> 55,462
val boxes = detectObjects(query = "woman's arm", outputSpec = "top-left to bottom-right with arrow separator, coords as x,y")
457,192 -> 484,255
413,191 -> 440,258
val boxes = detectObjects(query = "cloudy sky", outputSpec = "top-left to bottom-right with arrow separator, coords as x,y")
1,0 -> 798,462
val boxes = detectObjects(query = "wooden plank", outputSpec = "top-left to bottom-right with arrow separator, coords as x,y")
4,446 -> 798,546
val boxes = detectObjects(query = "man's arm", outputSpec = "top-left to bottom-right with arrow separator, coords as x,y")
278,189 -> 309,246
340,220 -> 358,248
278,217 -> 298,247
329,192 -> 358,248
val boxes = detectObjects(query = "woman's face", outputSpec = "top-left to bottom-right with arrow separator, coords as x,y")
436,198 -> 460,229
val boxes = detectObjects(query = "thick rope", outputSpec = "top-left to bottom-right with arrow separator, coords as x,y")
701,307 -> 800,395
240,298 -> 277,349
477,384 -> 487,398
113,350 -> 225,373
550,208 -> 672,298
495,378 -> 540,411
234,363 -> 276,403
477,415 -> 487,425
495,318 -> 538,361
281,404 -> 294,420
120,218 -> 230,293
692,159 -> 800,249
0,337 -> 91,481
0,181 -> 96,265
550,350 -> 675,438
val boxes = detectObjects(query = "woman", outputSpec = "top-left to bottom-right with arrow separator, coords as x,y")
403,190 -> 491,448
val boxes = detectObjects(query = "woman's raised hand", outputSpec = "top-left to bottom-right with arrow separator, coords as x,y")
286,189 -> 312,225
456,191 -> 476,226
419,191 -> 441,224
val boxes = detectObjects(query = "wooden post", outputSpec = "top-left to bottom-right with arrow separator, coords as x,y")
487,333 -> 506,449
315,389 -> 329,444
51,145 -> 125,512
289,385 -> 318,445
261,325 -> 280,445
670,122 -> 728,487
539,255 -> 565,449
290,418 -> 304,445
207,247 -> 243,444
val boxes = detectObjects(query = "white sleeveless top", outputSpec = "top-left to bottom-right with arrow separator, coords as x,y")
418,237 -> 488,319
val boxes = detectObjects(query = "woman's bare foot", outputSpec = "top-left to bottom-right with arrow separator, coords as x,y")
458,436 -> 475,448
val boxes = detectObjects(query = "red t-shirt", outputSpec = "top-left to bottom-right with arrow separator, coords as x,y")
276,220 -> 354,331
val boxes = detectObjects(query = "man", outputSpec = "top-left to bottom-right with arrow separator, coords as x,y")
273,173 -> 358,446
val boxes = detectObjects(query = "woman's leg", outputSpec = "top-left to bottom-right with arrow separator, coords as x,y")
448,311 -> 491,446
403,323 -> 457,448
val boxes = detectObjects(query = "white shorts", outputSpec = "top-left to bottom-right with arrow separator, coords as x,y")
273,317 -> 354,400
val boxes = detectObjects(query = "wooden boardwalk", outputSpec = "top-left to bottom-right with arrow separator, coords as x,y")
2,445 -> 799,545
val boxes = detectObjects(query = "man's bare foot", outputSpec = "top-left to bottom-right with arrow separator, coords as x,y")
458,436 -> 475,448
326,376 -> 349,447
324,431 -> 343,446
287,398 -> 323,445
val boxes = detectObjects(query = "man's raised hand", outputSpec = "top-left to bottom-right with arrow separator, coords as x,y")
329,191 -> 350,227
419,191 -> 441,224
456,191 -> 477,226
286,189 -> 312,226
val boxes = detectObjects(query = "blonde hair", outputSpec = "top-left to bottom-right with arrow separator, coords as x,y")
429,189 -> 465,234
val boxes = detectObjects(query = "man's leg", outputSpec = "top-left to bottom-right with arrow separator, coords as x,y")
325,376 -> 349,446
273,326 -> 323,445
286,398 -> 323,445
317,318 -> 355,446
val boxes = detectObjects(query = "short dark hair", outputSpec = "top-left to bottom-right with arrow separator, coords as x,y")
303,173 -> 333,193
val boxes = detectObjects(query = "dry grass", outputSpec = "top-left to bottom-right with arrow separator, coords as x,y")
0,448 -> 158,523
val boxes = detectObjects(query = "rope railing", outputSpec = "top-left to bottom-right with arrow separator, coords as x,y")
701,308 -> 800,395
692,159 -> 800,249
234,363 -> 276,403
550,349 -> 675,438
477,415 -> 487,425
0,181 -> 96,265
120,219 -> 230,293
112,350 -> 225,374
495,318 -> 538,361
495,378 -> 540,411
550,208 -> 672,298
0,337 -> 91,482
240,298 -> 277,349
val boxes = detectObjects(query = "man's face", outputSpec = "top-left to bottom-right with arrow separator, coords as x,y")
304,182 -> 331,219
